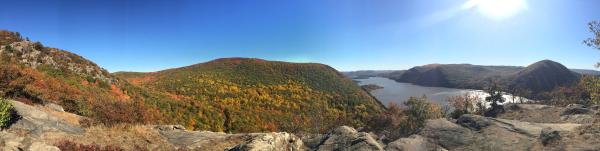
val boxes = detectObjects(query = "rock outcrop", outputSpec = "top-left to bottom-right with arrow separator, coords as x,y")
559,104 -> 597,124
1,99 -> 599,151
9,101 -> 84,136
229,132 -> 303,151
155,124 -> 304,151
384,135 -> 447,151
456,114 -> 492,131
1,100 -> 83,150
416,114 -> 594,151
305,126 -> 384,151
418,118 -> 475,149
562,104 -> 595,116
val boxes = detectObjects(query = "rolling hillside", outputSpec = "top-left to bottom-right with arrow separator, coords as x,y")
0,30 -> 383,133
510,60 -> 580,93
0,30 -> 183,126
115,58 -> 385,132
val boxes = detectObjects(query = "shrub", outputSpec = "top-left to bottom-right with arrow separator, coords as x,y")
447,92 -> 478,119
541,86 -> 587,106
365,102 -> 405,133
0,99 -> 15,128
579,75 -> 600,105
33,42 -> 44,51
484,82 -> 505,117
401,96 -> 443,134
583,20 -> 600,67
365,96 -> 443,142
4,45 -> 13,53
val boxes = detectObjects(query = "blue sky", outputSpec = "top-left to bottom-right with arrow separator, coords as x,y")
1,0 -> 599,72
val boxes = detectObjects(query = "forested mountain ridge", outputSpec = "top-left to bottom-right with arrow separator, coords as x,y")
114,57 -> 385,132
511,60 -> 580,94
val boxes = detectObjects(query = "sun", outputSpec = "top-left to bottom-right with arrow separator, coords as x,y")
462,0 -> 528,20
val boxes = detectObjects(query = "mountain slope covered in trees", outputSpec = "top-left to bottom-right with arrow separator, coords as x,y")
115,58 -> 385,132
511,60 -> 580,94
0,30 -> 189,127
0,30 -> 383,133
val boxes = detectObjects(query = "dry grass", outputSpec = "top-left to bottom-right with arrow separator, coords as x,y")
43,124 -> 178,151
39,106 -> 82,126
498,105 -> 565,123
56,140 -> 124,151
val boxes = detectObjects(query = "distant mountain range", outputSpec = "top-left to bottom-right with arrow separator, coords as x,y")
344,60 -> 597,98
571,69 -> 600,75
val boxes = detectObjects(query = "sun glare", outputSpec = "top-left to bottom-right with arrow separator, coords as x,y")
463,0 -> 528,20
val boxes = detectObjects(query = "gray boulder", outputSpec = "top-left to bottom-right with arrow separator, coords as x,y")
539,127 -> 560,145
0,131 -> 25,151
8,101 -> 84,136
385,135 -> 427,151
156,125 -> 235,150
418,119 -> 475,149
492,118 -> 580,137
230,132 -> 304,151
156,125 -> 303,151
301,134 -> 326,149
561,114 -> 595,124
0,130 -> 61,151
456,114 -> 492,131
561,104 -> 594,116
309,126 -> 384,151
419,117 -> 561,150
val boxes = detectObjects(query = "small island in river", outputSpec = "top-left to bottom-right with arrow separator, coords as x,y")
361,84 -> 384,92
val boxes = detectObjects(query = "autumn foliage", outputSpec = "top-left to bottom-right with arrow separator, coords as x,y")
115,58 -> 384,133
1,30 -> 384,133
365,96 -> 443,142
447,92 -> 479,119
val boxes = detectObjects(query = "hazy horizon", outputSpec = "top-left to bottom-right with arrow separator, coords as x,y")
1,0 -> 599,72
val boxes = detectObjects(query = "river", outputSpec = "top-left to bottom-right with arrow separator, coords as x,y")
356,77 -> 529,107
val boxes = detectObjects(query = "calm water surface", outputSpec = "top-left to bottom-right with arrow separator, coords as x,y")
356,77 -> 528,107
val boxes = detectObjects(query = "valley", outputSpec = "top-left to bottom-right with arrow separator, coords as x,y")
0,19 -> 599,151
345,60 -> 599,100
